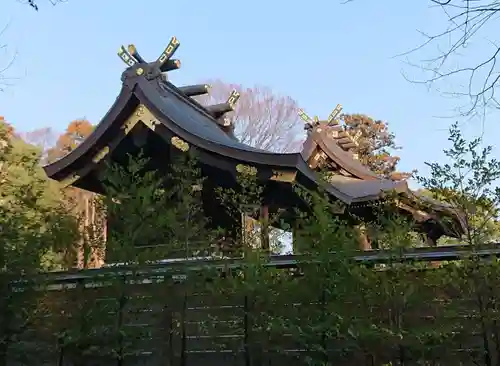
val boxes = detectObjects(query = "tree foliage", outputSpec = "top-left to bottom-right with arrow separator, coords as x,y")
47,119 -> 93,164
341,113 -> 411,179
44,119 -> 104,268
2,118 -> 500,364
20,127 -> 57,164
103,152 -> 216,263
194,122 -> 500,365
0,117 -> 78,272
418,121 -> 500,245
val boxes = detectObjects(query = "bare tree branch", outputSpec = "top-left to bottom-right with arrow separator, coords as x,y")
198,80 -> 305,153
0,22 -> 17,93
402,0 -> 500,116
16,0 -> 67,11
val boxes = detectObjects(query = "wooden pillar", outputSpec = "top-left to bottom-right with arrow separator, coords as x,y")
242,210 -> 254,248
421,219 -> 443,247
425,234 -> 437,247
260,205 -> 270,251
292,226 -> 299,254
425,230 -> 441,268
240,204 -> 260,252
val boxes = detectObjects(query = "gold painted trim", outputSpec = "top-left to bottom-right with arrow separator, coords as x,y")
92,146 -> 110,163
236,164 -> 257,176
136,105 -> 145,117
227,90 -> 241,109
122,104 -> 160,134
59,104 -> 161,186
171,136 -> 189,152
142,117 -> 160,131
122,118 -> 139,135
333,204 -> 346,214
60,173 -> 80,187
270,170 -> 297,183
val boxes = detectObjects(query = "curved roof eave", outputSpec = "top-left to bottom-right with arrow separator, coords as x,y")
134,82 -> 403,205
295,159 -> 354,203
294,159 -> 411,204
43,86 -> 136,179
135,78 -> 304,168
42,74 -> 309,189
410,192 -> 468,235
40,74 -> 419,208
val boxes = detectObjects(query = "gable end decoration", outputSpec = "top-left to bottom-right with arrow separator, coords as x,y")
117,38 -> 241,137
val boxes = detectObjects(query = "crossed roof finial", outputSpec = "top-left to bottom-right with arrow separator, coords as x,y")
115,36 -> 241,136
117,36 -> 182,79
298,104 -> 343,131
299,104 -> 363,156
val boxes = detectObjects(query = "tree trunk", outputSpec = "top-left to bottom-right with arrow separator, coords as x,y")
260,205 -> 270,251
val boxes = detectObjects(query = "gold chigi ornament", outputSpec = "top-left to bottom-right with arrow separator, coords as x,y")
298,103 -> 362,160
171,136 -> 189,152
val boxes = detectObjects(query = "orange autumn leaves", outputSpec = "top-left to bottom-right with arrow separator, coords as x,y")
47,119 -> 93,163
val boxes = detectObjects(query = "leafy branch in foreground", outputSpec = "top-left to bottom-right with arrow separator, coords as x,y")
102,151 -> 215,264
418,121 -> 500,245
419,121 -> 500,365
0,119 -> 79,364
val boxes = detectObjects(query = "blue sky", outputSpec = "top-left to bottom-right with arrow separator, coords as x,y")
0,0 -> 498,182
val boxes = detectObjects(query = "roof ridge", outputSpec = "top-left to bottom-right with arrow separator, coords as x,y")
118,39 -> 241,139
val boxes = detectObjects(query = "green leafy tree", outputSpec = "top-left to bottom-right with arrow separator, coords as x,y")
418,122 -> 500,246
418,122 -> 500,365
0,118 -> 78,272
46,119 -> 103,269
89,152 -> 219,363
102,152 -> 215,263
341,113 -> 412,179
0,118 -> 79,364
13,119 -> 500,364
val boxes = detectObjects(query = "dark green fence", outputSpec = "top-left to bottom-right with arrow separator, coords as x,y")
2,245 -> 500,366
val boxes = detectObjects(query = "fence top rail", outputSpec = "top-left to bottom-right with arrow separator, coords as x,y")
5,243 -> 500,285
